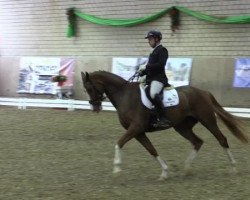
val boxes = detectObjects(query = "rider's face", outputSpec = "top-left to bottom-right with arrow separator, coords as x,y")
148,37 -> 158,48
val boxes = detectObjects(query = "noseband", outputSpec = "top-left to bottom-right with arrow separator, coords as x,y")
88,83 -> 106,106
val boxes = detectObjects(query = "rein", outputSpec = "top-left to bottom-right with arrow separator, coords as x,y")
127,71 -> 140,83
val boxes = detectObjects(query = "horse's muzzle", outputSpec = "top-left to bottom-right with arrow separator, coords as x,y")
92,104 -> 102,113
89,99 -> 103,113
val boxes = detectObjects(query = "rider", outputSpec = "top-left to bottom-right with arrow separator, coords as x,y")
139,30 -> 170,128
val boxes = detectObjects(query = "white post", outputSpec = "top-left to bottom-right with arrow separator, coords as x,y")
67,100 -> 75,111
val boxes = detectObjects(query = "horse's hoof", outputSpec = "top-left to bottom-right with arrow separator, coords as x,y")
112,172 -> 123,180
158,176 -> 168,181
113,167 -> 122,175
158,173 -> 168,181
184,169 -> 193,176
232,167 -> 238,174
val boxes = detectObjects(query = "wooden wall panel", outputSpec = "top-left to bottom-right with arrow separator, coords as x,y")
0,0 -> 249,106
0,0 -> 249,57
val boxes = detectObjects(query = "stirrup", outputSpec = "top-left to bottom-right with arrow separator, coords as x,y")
153,118 -> 171,128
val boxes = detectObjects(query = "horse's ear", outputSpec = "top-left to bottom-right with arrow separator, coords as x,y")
85,72 -> 90,81
81,71 -> 90,82
81,71 -> 85,79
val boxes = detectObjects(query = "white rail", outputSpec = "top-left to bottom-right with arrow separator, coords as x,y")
0,97 -> 249,118
0,98 -> 115,111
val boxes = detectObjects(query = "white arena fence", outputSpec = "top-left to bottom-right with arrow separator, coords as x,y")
0,97 -> 249,118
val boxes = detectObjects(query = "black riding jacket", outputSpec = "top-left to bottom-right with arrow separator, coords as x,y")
143,44 -> 169,86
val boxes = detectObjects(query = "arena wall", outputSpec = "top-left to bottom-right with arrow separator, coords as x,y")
0,0 -> 249,106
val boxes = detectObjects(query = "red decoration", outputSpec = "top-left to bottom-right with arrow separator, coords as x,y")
170,7 -> 180,35
57,82 -> 64,87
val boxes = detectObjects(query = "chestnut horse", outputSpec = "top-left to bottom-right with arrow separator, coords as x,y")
81,71 -> 248,180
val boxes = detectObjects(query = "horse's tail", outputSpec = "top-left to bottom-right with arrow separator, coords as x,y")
210,93 -> 248,143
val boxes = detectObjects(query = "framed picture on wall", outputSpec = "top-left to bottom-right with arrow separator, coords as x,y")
233,58 -> 250,88
112,57 -> 192,87
17,57 -> 75,94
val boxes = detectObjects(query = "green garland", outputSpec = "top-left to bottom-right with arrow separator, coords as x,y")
66,7 -> 76,37
66,6 -> 250,37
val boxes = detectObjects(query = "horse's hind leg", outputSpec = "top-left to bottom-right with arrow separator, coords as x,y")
198,111 -> 237,172
174,117 -> 203,174
136,133 -> 168,180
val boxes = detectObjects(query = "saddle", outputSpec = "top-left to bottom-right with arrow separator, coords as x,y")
139,84 -> 179,109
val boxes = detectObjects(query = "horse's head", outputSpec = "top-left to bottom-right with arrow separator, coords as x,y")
81,72 -> 105,113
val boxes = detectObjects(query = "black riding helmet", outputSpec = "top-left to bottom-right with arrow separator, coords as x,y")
145,30 -> 162,40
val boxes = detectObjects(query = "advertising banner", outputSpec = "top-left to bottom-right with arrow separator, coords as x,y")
18,57 -> 75,94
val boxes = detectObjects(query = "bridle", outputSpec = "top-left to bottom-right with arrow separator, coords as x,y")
87,82 -> 106,106
87,71 -> 139,107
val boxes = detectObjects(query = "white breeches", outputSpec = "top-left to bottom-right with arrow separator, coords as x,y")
150,81 -> 164,99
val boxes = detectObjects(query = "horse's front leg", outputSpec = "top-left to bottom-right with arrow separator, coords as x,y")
113,124 -> 141,174
136,133 -> 168,180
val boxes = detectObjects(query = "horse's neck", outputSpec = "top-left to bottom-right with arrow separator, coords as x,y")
104,81 -> 126,108
95,73 -> 127,108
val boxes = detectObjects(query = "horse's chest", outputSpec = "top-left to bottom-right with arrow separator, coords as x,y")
118,119 -> 130,130
117,113 -> 131,130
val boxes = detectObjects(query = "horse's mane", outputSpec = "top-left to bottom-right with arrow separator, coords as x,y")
90,70 -> 127,85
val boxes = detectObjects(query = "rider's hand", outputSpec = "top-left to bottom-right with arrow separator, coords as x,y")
138,69 -> 146,77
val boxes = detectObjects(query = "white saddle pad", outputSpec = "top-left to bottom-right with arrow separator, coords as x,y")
139,84 -> 179,109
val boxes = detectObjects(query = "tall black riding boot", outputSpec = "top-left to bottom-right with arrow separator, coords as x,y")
153,94 -> 171,128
